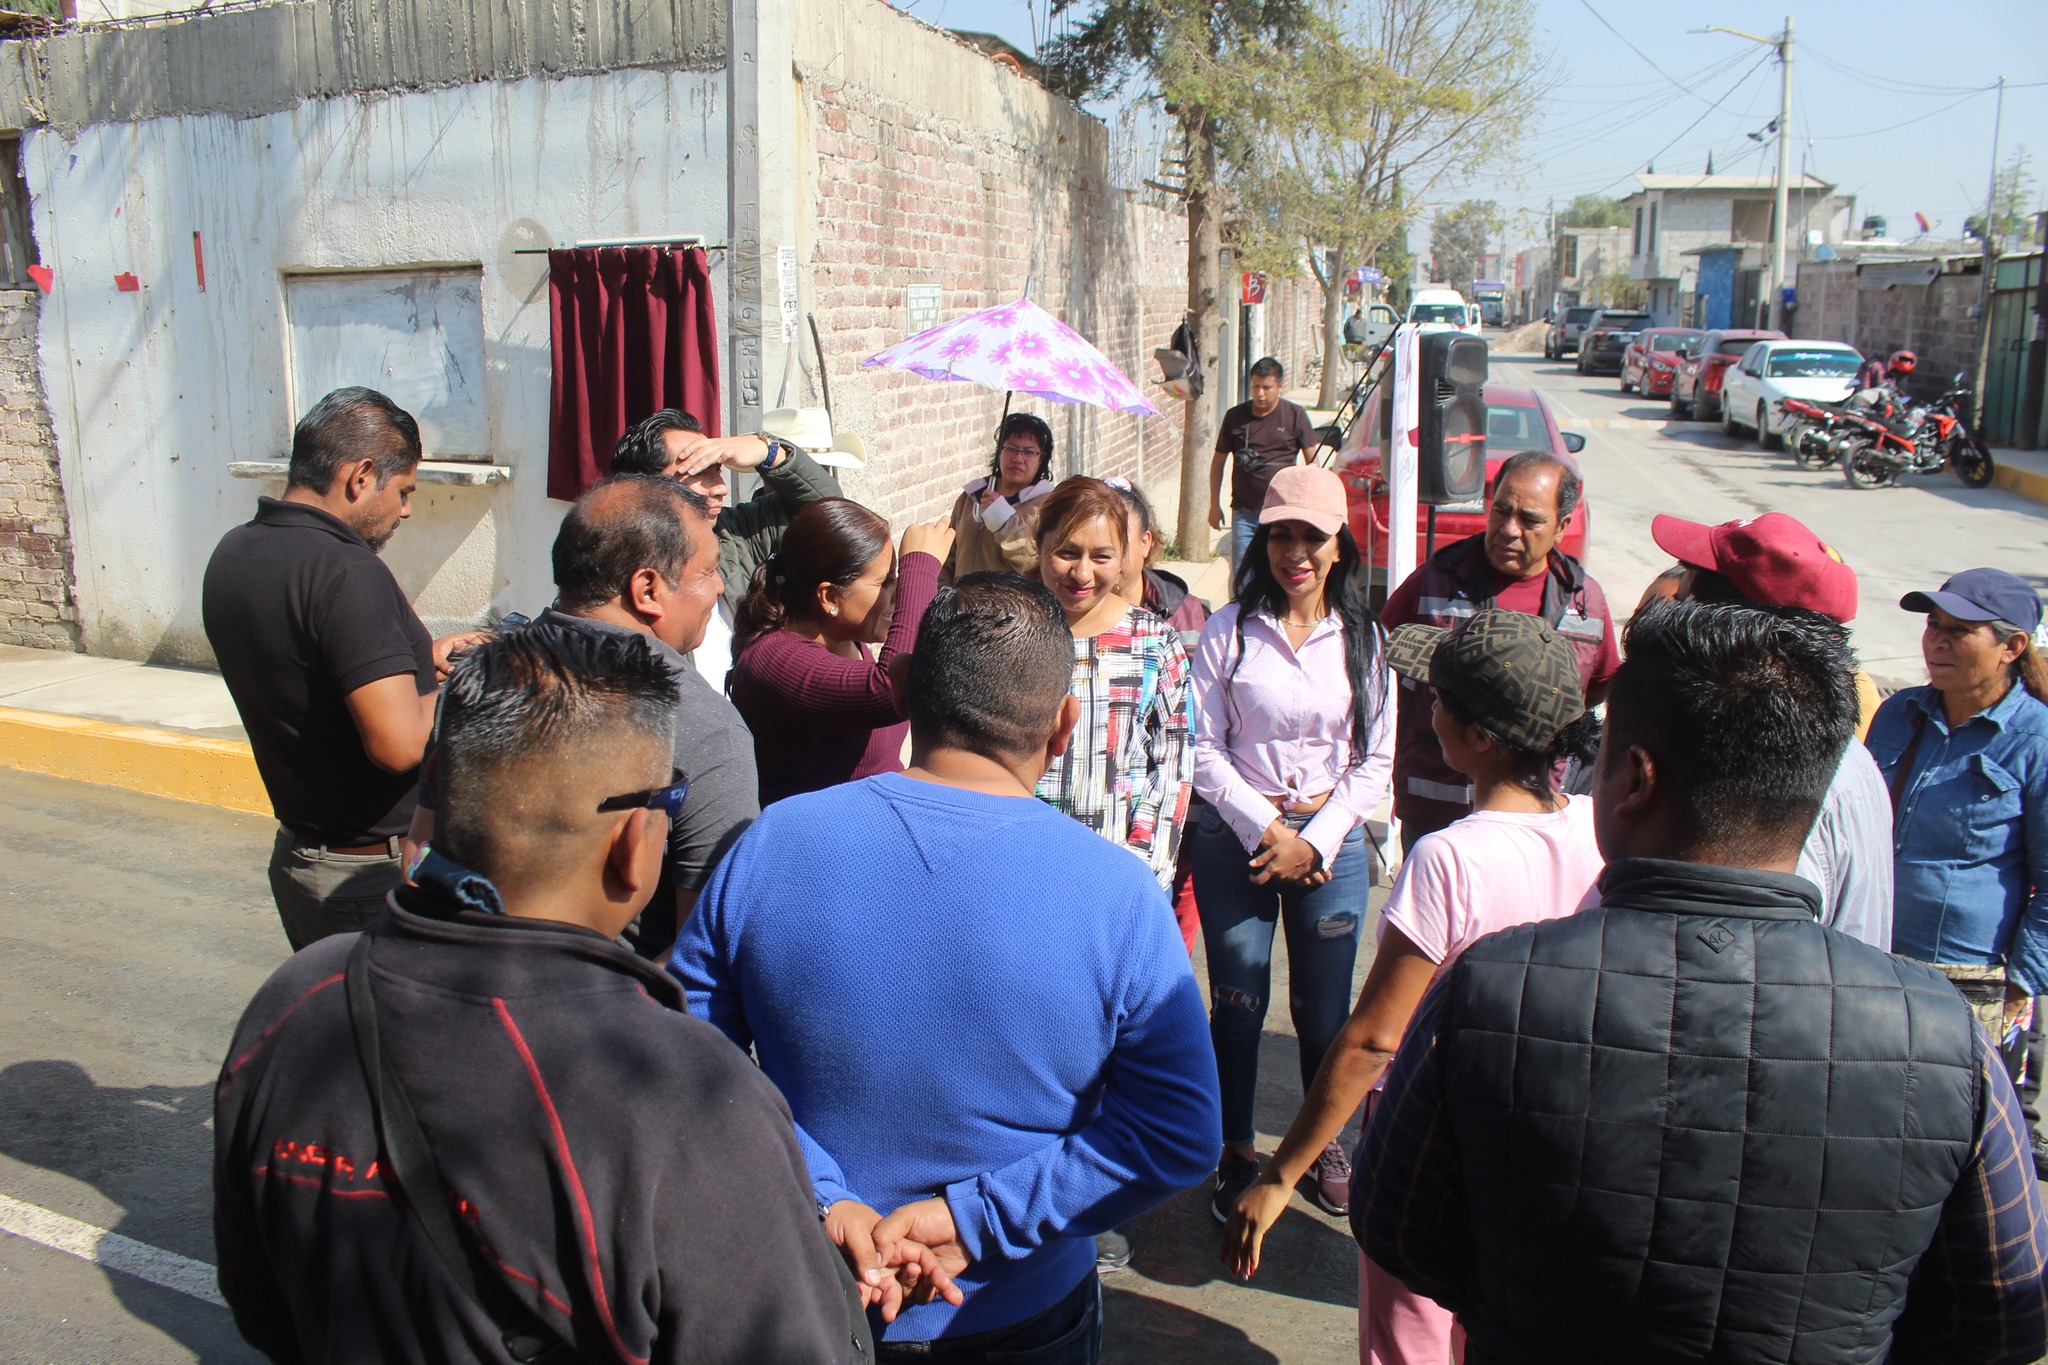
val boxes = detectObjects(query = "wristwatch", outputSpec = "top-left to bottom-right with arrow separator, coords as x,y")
759,433 -> 789,472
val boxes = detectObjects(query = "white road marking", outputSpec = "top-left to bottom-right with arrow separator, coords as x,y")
0,1191 -> 225,1308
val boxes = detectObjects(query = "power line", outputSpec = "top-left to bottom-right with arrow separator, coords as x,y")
1801,46 -> 2048,98
1577,0 -> 1752,109
1804,87 -> 1991,141
1585,52 -> 1777,197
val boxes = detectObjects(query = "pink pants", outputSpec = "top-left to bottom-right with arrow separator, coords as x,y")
1358,1249 -> 1464,1364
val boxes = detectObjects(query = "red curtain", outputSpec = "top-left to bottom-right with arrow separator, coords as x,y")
547,245 -> 722,501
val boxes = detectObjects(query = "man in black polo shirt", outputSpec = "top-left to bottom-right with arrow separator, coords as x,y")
203,387 -> 472,950
1207,356 -> 1320,569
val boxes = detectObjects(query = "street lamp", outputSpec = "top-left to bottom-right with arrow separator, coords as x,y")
1693,18 -> 1793,332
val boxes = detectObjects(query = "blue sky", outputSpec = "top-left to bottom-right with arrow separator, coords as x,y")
907,0 -> 2048,252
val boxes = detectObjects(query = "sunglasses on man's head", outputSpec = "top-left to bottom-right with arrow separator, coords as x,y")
597,768 -> 689,821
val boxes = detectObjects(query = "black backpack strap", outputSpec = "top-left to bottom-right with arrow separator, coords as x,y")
345,934 -> 587,1365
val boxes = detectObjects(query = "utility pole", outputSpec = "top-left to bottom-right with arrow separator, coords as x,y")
1972,75 -> 2006,430
1695,18 -> 1794,329
1768,17 -> 1793,330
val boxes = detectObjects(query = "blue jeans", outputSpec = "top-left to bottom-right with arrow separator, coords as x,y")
1190,803 -> 1374,1147
877,1270 -> 1100,1364
1230,509 -> 1260,571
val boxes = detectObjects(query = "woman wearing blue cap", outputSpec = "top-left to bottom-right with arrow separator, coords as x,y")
1869,567 -> 2048,1171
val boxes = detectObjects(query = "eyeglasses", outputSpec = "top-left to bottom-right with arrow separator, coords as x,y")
597,767 -> 689,821
998,443 -> 1044,458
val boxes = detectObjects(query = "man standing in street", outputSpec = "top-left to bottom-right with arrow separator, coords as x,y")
671,573 -> 1221,1360
537,474 -> 757,959
1208,357 -> 1320,569
1380,450 -> 1619,849
203,387 -> 477,950
1647,511 -> 1893,948
214,623 -> 868,1363
1356,601 -> 2048,1364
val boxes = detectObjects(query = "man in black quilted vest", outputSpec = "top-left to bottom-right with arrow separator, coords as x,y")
1355,600 -> 2048,1364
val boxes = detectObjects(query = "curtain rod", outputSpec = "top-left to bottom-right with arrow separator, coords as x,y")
514,236 -> 727,254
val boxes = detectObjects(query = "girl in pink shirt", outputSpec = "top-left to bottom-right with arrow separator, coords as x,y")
1221,608 -> 1603,1365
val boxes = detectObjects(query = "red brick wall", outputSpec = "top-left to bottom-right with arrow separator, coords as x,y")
0,292 -> 76,649
804,72 -> 1189,535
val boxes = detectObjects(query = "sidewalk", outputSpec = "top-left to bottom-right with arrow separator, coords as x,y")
0,644 -> 266,815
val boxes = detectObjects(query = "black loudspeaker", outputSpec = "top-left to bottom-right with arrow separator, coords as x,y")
1418,332 -> 1488,505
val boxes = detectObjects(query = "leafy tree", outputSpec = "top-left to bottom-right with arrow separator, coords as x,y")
1559,194 -> 1629,230
1430,199 -> 1504,295
1966,144 -> 2037,248
1221,0 -> 1544,406
1045,0 -> 1315,552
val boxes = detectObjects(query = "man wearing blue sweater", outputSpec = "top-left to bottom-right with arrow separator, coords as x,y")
671,572 -> 1221,1361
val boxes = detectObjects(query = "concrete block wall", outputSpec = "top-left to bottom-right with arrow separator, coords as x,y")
795,5 -> 1187,533
1798,259 -> 1981,396
0,290 -> 75,649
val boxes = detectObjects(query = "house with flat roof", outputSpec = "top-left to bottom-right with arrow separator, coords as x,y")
1623,173 -> 1855,327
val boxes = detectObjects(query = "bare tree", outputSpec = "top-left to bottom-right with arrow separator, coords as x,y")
1227,0 -> 1545,407
1045,0 -> 1315,557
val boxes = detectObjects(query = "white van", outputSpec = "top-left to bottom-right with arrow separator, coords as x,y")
1407,287 -> 1480,335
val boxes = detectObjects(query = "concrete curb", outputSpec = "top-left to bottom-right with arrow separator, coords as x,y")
1991,458 -> 2048,508
0,705 -> 268,816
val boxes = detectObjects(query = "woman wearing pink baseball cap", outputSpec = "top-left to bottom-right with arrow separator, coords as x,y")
1190,465 -> 1393,1230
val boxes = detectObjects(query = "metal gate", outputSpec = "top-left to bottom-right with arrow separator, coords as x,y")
1983,253 -> 2040,445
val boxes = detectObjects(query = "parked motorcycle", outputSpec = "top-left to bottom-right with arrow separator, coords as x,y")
1779,395 -> 1858,469
1837,375 -> 1996,490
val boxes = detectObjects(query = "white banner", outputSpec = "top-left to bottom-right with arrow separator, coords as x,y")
1388,324 -> 1420,598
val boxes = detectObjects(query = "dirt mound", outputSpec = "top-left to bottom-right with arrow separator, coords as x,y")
1495,321 -> 1548,354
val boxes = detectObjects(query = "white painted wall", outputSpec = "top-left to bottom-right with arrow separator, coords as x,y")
26,68 -> 730,664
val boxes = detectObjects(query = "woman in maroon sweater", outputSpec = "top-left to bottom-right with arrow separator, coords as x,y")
727,498 -> 954,805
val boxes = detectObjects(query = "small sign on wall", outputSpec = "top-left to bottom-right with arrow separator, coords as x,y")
778,245 -> 799,342
906,283 -> 942,334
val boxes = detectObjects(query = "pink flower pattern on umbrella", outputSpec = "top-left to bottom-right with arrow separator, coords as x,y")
863,295 -> 1158,416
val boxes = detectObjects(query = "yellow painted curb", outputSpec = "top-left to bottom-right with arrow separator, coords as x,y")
0,705 -> 269,816
1992,459 -> 2048,508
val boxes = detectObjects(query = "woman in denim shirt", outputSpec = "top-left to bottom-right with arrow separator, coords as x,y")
1868,567 -> 2048,1165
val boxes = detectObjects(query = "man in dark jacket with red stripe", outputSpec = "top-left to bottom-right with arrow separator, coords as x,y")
212,624 -> 874,1363
1380,451 -> 1619,850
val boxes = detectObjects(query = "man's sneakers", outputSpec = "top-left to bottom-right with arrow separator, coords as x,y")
1211,1150 -> 1261,1223
1094,1228 -> 1133,1275
2032,1126 -> 2048,1182
1302,1140 -> 1352,1217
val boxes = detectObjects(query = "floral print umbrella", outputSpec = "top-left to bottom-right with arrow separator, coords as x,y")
861,296 -> 1160,416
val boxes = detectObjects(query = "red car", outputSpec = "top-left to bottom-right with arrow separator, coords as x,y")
1334,384 -> 1590,591
1621,327 -> 1704,397
1669,328 -> 1785,421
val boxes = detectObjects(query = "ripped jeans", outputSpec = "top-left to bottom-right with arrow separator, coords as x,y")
1189,802 -> 1374,1148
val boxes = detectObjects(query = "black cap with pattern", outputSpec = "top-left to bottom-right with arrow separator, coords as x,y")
1386,608 -> 1586,752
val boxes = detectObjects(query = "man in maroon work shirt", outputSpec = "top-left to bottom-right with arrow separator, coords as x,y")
1380,450 -> 1620,850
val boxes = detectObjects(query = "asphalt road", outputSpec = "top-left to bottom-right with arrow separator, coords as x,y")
1506,350 -> 2048,685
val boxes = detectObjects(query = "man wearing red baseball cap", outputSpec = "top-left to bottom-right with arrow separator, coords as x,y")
1646,512 -> 1892,951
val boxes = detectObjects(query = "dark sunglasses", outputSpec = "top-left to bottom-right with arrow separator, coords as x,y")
597,767 -> 689,821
